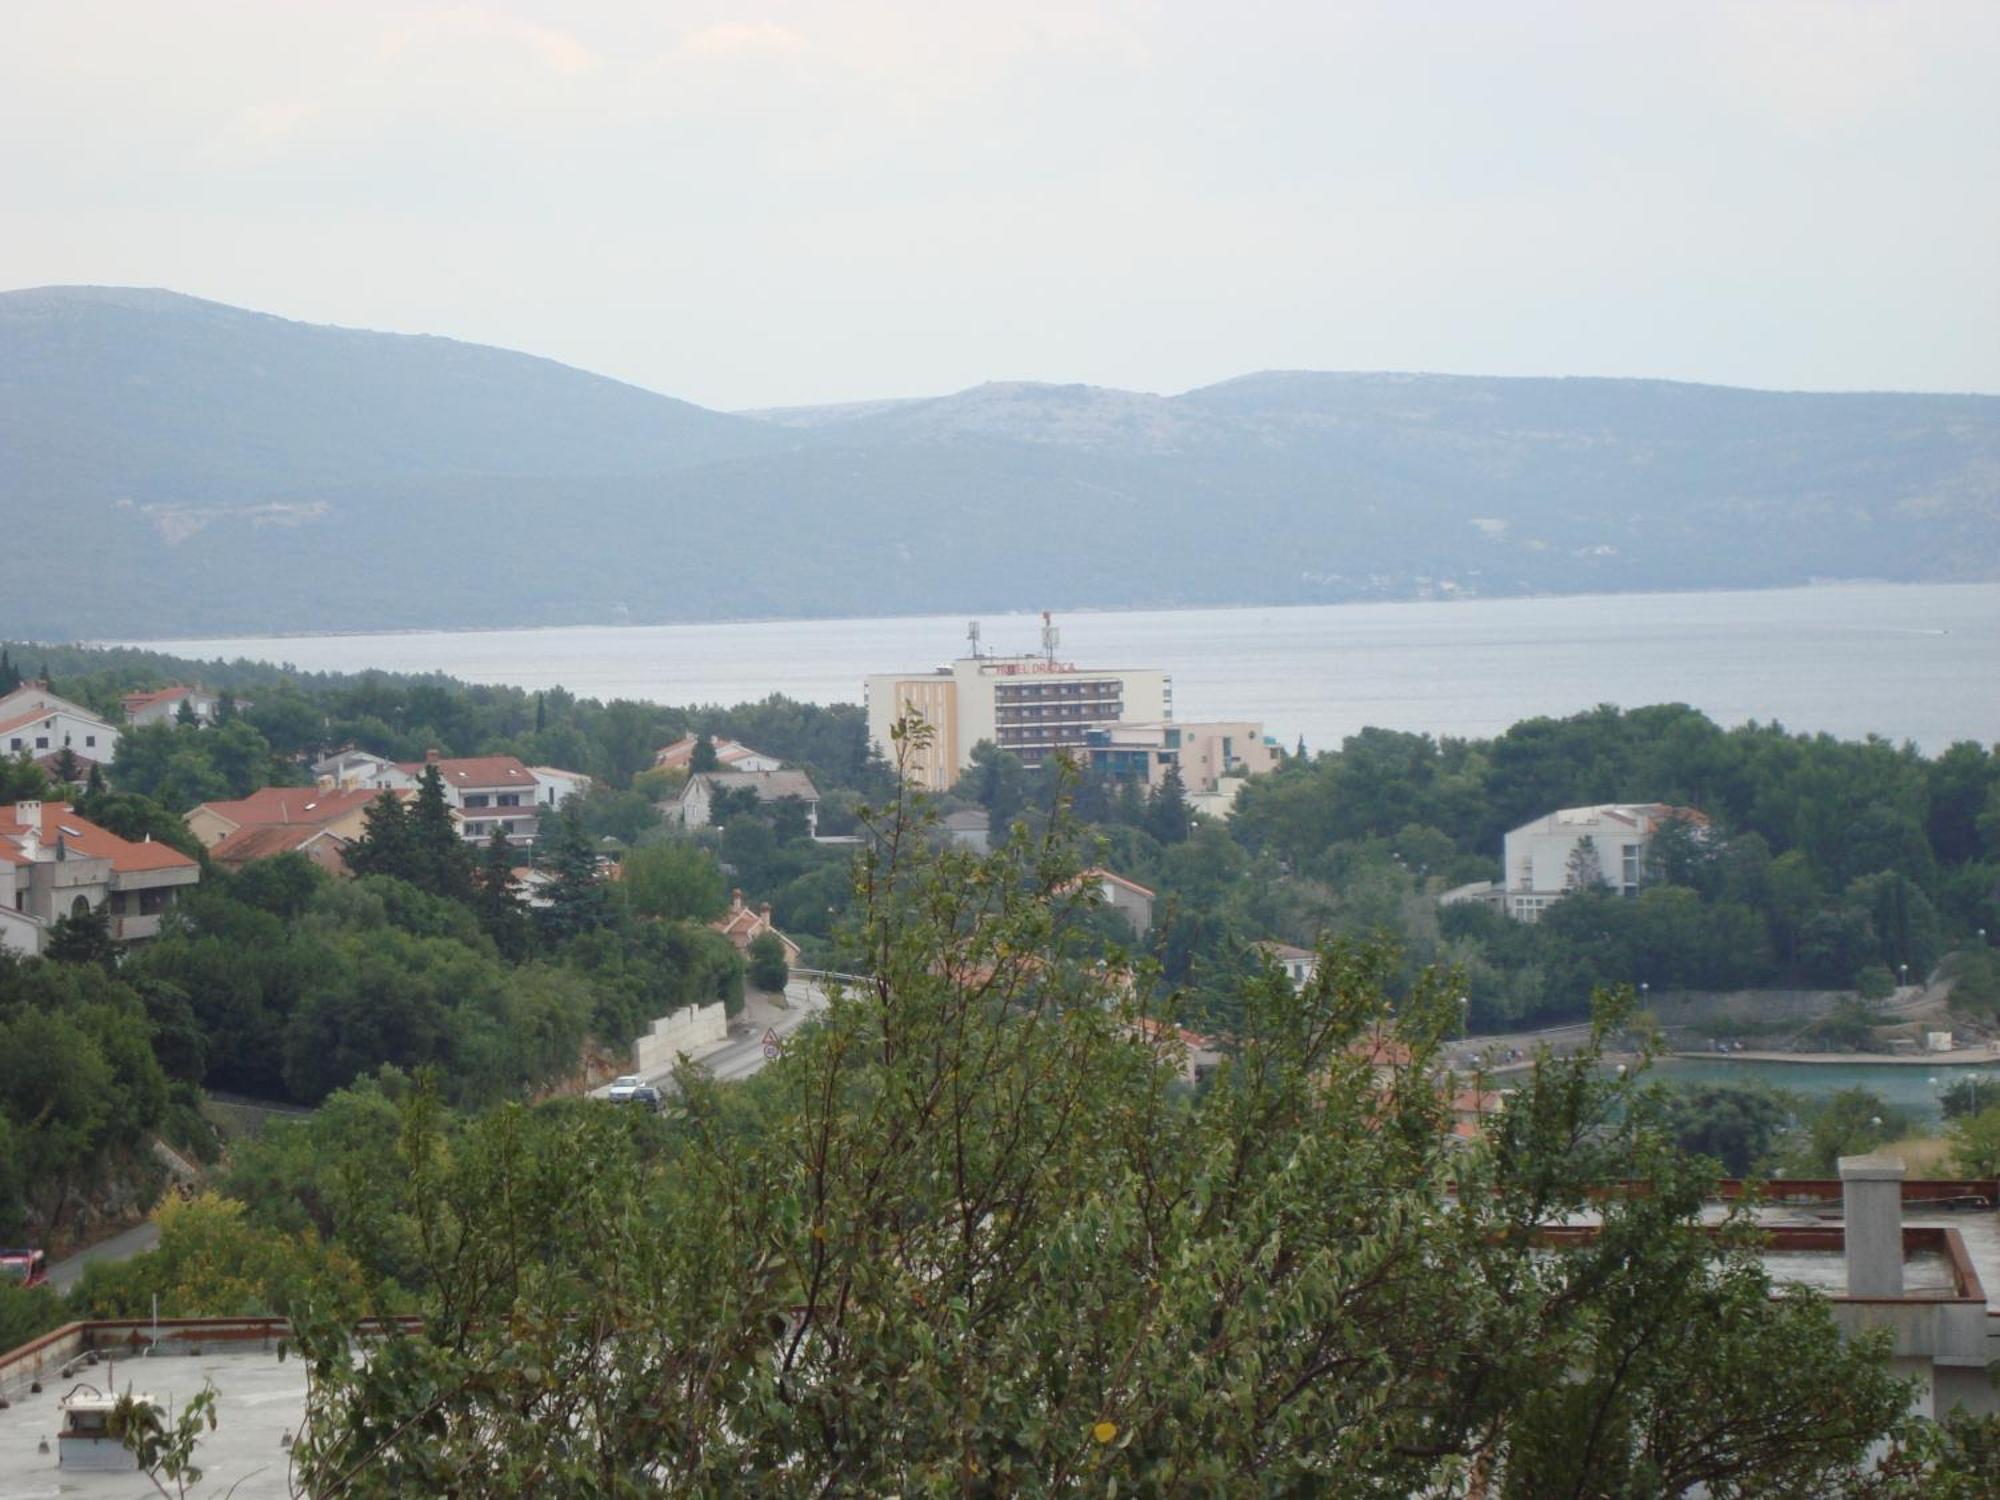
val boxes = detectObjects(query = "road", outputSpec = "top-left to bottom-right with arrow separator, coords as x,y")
46,1219 -> 160,1292
589,975 -> 837,1098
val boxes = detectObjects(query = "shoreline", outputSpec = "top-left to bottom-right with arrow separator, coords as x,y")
1666,1048 -> 2000,1068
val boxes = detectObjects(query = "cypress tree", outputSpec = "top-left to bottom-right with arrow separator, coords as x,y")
538,800 -> 613,942
1146,762 -> 1192,846
691,733 -> 720,773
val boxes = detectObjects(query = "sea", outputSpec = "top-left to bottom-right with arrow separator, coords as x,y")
130,581 -> 2000,754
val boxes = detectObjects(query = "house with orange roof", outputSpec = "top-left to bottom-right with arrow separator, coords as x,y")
0,799 -> 199,954
712,889 -> 801,968
122,684 -> 224,727
0,683 -> 120,766
360,751 -> 546,846
186,786 -> 390,873
653,735 -> 783,774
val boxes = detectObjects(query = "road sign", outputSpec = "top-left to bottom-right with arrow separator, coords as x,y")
761,1027 -> 780,1060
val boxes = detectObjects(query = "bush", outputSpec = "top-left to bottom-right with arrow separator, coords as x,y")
747,931 -> 790,994
1854,964 -> 1896,1001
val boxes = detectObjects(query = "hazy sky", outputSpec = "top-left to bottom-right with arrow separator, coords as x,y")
4,1 -> 1997,409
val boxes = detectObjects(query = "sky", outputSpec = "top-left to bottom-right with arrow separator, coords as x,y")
3,1 -> 1997,410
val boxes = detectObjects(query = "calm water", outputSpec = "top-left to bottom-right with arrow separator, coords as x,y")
1648,1057 -> 2000,1123
131,582 -> 2000,752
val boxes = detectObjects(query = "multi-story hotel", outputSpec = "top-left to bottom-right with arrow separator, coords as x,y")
865,620 -> 1172,793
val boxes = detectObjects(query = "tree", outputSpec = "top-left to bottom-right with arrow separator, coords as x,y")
51,745 -> 82,787
409,764 -> 475,902
1565,833 -> 1605,891
175,696 -> 200,728
1653,1083 -> 1789,1176
621,839 -> 727,922
1947,1105 -> 2000,1179
475,826 -> 531,959
346,791 -> 418,883
537,801 -> 614,943
46,901 -> 119,967
1145,760 -> 1192,846
690,732 -> 720,773
288,778 -> 1912,1495
745,930 -> 789,992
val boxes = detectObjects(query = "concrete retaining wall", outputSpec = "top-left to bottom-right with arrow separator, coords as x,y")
634,1003 -> 727,1073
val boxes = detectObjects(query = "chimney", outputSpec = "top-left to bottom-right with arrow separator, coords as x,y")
1840,1154 -> 1906,1297
426,748 -> 442,764
13,800 -> 42,860
760,902 -> 773,922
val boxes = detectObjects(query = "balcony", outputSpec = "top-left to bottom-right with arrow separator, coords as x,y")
112,913 -> 164,942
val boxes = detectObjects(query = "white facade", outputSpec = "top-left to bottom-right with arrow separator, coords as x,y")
1499,802 -> 1704,923
314,748 -> 399,790
123,685 -> 223,727
0,800 -> 201,951
0,685 -> 120,766
363,754 -> 543,845
530,766 -> 593,808
867,650 -> 1173,794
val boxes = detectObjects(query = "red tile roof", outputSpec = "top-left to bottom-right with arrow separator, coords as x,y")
0,802 -> 198,873
195,786 -> 380,830
210,824 -> 350,866
1078,867 -> 1155,899
654,735 -> 773,771
122,685 -> 202,712
396,755 -> 537,790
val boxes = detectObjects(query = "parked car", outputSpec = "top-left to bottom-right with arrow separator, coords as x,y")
606,1074 -> 644,1102
626,1085 -> 663,1110
1,1247 -> 49,1287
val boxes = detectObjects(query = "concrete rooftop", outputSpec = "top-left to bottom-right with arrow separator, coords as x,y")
0,1345 -> 304,1499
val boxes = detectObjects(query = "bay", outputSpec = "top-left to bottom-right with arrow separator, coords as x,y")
131,581 -> 2000,753
1647,1057 -> 2000,1125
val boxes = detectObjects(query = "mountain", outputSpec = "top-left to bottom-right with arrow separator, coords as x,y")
2,286 -> 1996,639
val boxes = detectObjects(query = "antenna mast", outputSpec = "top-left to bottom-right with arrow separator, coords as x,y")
1041,610 -> 1060,666
966,620 -> 981,659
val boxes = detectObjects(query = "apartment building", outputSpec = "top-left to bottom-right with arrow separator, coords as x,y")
363,752 -> 544,845
0,799 -> 200,954
865,623 -> 1171,793
1085,720 -> 1278,796
1496,802 -> 1707,922
122,684 -> 224,726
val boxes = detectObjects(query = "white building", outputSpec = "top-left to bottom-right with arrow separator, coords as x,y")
668,770 -> 821,837
0,684 -> 120,766
1255,940 -> 1319,989
363,753 -> 543,845
0,799 -> 201,954
530,766 -> 594,808
865,620 -> 1172,793
121,684 -> 223,726
313,747 -> 399,789
1496,802 -> 1707,923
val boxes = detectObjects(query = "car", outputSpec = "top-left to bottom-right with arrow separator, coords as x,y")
606,1074 -> 644,1102
1,1247 -> 49,1288
626,1085 -> 664,1110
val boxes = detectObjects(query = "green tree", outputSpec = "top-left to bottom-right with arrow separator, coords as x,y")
1652,1083 -> 1790,1176
475,826 -> 532,960
1145,760 -> 1192,846
745,930 -> 789,992
347,791 -> 418,883
287,784 -> 1911,1496
409,764 -> 476,902
621,839 -> 727,922
690,732 -> 720,773
1947,1105 -> 2000,1178
45,901 -> 119,967
537,801 -> 614,943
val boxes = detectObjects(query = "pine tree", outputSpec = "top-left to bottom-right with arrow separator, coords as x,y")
690,733 -> 720,773
0,648 -> 18,693
175,696 -> 200,727
538,800 -> 613,942
410,764 -> 475,901
1146,762 -> 1192,846
85,761 -> 107,796
52,746 -> 82,787
46,901 -> 119,967
347,791 -> 418,881
477,824 -> 531,959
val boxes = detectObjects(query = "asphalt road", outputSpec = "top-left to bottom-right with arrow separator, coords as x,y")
589,976 -> 835,1098
46,1219 -> 160,1292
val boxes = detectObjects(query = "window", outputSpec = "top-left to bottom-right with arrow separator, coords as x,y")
497,793 -> 521,807
465,821 -> 487,837
85,736 -> 95,747
463,794 -> 490,808
35,737 -> 47,749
